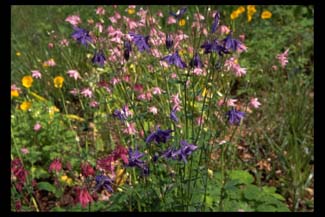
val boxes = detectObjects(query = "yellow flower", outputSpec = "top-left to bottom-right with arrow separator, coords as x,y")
247,14 -> 253,22
60,175 -> 73,185
53,76 -> 64,88
178,18 -> 186,26
11,90 -> 19,97
230,11 -> 240,20
261,10 -> 272,19
237,6 -> 245,14
247,5 -> 256,13
127,8 -> 135,15
16,52 -> 21,56
22,75 -> 33,88
49,106 -> 60,116
115,168 -> 128,187
20,101 -> 32,111
208,169 -> 213,178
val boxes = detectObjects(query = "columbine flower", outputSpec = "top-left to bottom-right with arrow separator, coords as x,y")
169,7 -> 187,20
227,99 -> 238,107
123,122 -> 137,135
219,25 -> 230,35
33,123 -> 41,131
224,57 -> 247,77
89,100 -> 99,108
277,49 -> 289,68
171,140 -> 198,163
67,70 -> 80,80
65,15 -> 81,26
128,147 -> 145,168
43,58 -> 56,67
167,16 -> 177,24
124,40 -> 132,61
60,39 -> 69,47
165,34 -> 174,50
96,6 -> 105,15
152,87 -> 163,95
250,97 -> 261,109
95,175 -> 113,193
226,109 -> 245,125
113,145 -> 129,164
76,187 -> 93,208
48,159 -> 62,173
189,52 -> 203,68
200,39 -> 229,56
92,50 -> 106,67
31,70 -> 42,79
22,75 -> 33,88
129,32 -> 150,53
113,106 -> 132,121
81,88 -> 93,98
211,11 -> 220,33
162,50 -> 187,69
53,76 -> 64,88
69,88 -> 79,96
81,162 -> 95,177
222,31 -> 244,52
11,158 -> 28,192
148,106 -> 158,115
71,26 -> 92,46
145,127 -> 173,144
170,109 -> 179,123
21,148 -> 29,155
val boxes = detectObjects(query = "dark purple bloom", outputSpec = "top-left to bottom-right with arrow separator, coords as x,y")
71,26 -> 92,46
211,11 -> 220,33
170,7 -> 187,20
166,34 -> 174,50
222,31 -> 242,52
128,147 -> 145,168
146,128 -> 173,144
170,109 -> 179,123
162,50 -> 187,69
92,50 -> 106,67
141,165 -> 150,176
201,39 -> 229,56
124,40 -> 132,61
226,108 -> 245,125
153,153 -> 159,163
129,32 -> 150,53
189,52 -> 203,68
161,147 -> 175,159
95,175 -> 114,193
113,106 -> 129,121
171,140 -> 198,163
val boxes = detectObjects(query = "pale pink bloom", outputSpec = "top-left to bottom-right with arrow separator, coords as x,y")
218,25 -> 230,35
11,84 -> 21,92
196,116 -> 204,125
123,16 -> 138,30
159,61 -> 169,68
152,87 -> 163,95
250,98 -> 261,109
123,122 -> 137,135
31,70 -> 42,79
96,6 -> 105,15
81,88 -> 93,98
137,93 -> 146,100
145,92 -> 152,100
48,43 -> 54,49
123,105 -> 133,117
148,106 -> 158,115
233,66 -> 247,77
95,23 -> 103,33
193,68 -> 203,76
157,11 -> 164,17
137,18 -> 146,27
151,48 -> 162,58
218,99 -> 225,106
187,46 -> 194,54
137,8 -> 147,18
112,5 -> 117,9
128,5 -> 136,9
110,77 -> 121,85
227,99 -> 238,107
34,123 -> 42,131
60,39 -> 69,47
107,26 -> 115,34
170,73 -> 177,79
212,11 -> 219,18
202,28 -> 208,37
272,65 -> 278,71
191,21 -> 201,31
123,75 -> 131,83
171,93 -> 182,111
21,148 -> 29,155
277,49 -> 289,68
237,43 -> 247,53
114,11 -> 121,20
167,16 -> 177,24
174,31 -> 189,49
194,13 -> 205,21
69,88 -> 79,96
109,16 -> 118,24
89,100 -> 99,108
67,70 -> 80,80
224,58 -> 247,77
65,15 -> 81,26
44,58 -> 56,67
148,16 -> 157,24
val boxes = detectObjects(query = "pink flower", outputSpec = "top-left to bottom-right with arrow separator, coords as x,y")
21,148 -> 29,155
148,106 -> 158,114
110,77 -> 121,85
194,13 -> 205,21
250,98 -> 261,109
89,101 -> 99,108
227,99 -> 238,107
171,93 -> 182,111
272,65 -> 278,71
196,116 -> 204,125
134,83 -> 144,93
109,16 -> 118,23
34,123 -> 42,131
60,39 -> 69,47
77,187 -> 93,208
65,15 -> 81,26
81,88 -> 93,98
31,70 -> 42,79
237,43 -> 247,53
123,122 -> 137,135
191,21 -> 201,31
193,68 -> 203,76
137,93 -> 146,100
157,11 -> 164,17
123,16 -> 138,30
43,58 -> 56,67
224,58 -> 247,77
69,88 -> 79,96
171,73 -> 177,79
277,48 -> 289,68
95,23 -> 103,33
152,87 -> 163,95
96,6 -> 105,15
159,61 -> 169,68
218,25 -> 230,35
67,70 -> 80,80
167,16 -> 177,24
49,159 -> 62,173
151,48 -> 162,58
218,99 -> 225,106
11,84 -> 21,92
81,162 -> 95,177
48,43 -> 54,49
202,28 -> 208,37
145,92 -> 153,100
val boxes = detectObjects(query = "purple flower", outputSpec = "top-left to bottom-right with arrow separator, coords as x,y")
113,106 -> 130,121
128,147 -> 145,167
189,52 -> 203,68
211,11 -> 220,33
170,7 -> 187,20
171,140 -> 198,163
92,50 -> 106,67
170,109 -> 179,123
145,128 -> 173,144
161,147 -> 175,159
222,31 -> 242,52
226,108 -> 245,125
71,26 -> 92,46
165,34 -> 174,50
162,50 -> 187,69
124,40 -> 132,61
129,32 -> 150,53
95,175 -> 114,193
201,39 -> 229,56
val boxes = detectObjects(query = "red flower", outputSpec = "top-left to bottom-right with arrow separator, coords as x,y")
11,158 -> 28,192
81,162 -> 95,177
48,159 -> 62,173
76,187 -> 93,208
113,145 -> 129,165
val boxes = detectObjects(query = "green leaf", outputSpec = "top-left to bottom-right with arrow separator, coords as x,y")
243,185 -> 261,201
256,204 -> 277,212
37,182 -> 57,196
228,170 -> 254,184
